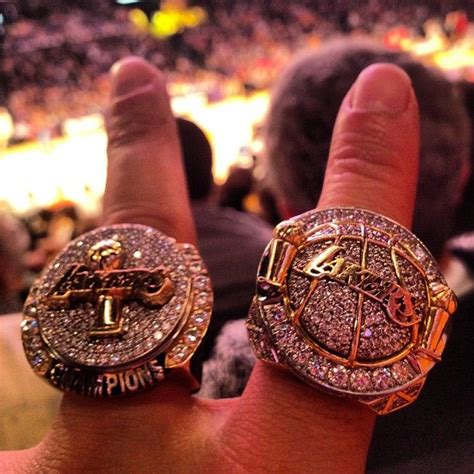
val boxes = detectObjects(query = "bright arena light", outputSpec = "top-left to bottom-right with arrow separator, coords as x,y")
0,130 -> 107,215
179,92 -> 269,183
0,92 -> 269,215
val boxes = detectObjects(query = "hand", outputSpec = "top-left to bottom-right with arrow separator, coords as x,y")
0,58 -> 419,473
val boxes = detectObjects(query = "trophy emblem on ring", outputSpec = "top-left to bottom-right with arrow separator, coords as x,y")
44,238 -> 175,337
22,224 -> 213,398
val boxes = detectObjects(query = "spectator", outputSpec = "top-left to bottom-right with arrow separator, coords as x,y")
177,117 -> 273,364
4,0 -> 472,136
264,39 -> 470,261
201,40 -> 473,471
218,165 -> 254,212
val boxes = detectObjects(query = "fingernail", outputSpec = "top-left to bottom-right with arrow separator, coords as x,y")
351,64 -> 411,113
110,56 -> 156,98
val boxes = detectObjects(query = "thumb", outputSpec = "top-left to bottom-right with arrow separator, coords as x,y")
318,63 -> 419,226
233,64 -> 420,472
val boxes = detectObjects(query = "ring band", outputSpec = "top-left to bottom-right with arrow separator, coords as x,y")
22,224 -> 212,397
247,208 -> 456,414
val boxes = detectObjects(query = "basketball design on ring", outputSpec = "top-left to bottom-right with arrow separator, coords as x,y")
247,208 -> 456,414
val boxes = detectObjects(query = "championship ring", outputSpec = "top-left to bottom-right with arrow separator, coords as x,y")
247,208 -> 456,414
22,224 -> 212,397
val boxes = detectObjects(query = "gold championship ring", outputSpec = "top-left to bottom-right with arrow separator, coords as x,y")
22,224 -> 212,397
247,208 -> 456,414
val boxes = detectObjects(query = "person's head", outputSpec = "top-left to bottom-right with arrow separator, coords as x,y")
264,39 -> 471,260
176,117 -> 214,201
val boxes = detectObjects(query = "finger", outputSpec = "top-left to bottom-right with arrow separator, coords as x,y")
103,56 -> 196,245
92,59 -> 196,378
318,63 -> 419,227
229,65 -> 419,471
24,59 -> 202,470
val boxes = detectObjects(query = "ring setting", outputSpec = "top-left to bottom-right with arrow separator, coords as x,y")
247,208 -> 456,414
22,224 -> 212,397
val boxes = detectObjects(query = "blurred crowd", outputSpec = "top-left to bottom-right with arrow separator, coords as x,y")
0,0 -> 473,314
0,21 -> 474,467
0,201 -> 98,314
2,0 -> 473,140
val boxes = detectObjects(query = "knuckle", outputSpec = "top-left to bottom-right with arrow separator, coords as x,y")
106,91 -> 171,151
330,117 -> 402,179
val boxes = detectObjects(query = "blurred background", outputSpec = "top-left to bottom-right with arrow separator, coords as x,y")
0,0 -> 473,313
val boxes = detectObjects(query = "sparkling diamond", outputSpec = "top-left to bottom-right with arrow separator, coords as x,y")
414,245 -> 426,260
191,312 -> 206,326
170,344 -> 190,363
184,328 -> 199,343
145,340 -> 155,350
195,292 -> 209,307
32,350 -> 48,368
309,360 -> 329,380
350,370 -> 372,392
372,368 -> 396,391
391,361 -> 413,383
21,318 -> 39,335
162,320 -> 173,332
26,336 -> 43,351
24,306 -> 38,317
272,310 -> 284,322
327,365 -> 349,388
153,330 -> 164,341
194,276 -> 209,290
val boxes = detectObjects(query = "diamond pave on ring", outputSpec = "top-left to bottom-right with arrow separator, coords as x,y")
22,224 -> 212,397
247,208 -> 456,415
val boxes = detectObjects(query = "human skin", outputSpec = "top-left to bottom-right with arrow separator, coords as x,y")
0,58 -> 419,473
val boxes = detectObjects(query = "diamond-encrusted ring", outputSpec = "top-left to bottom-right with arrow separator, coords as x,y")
22,224 -> 212,397
247,208 -> 456,415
